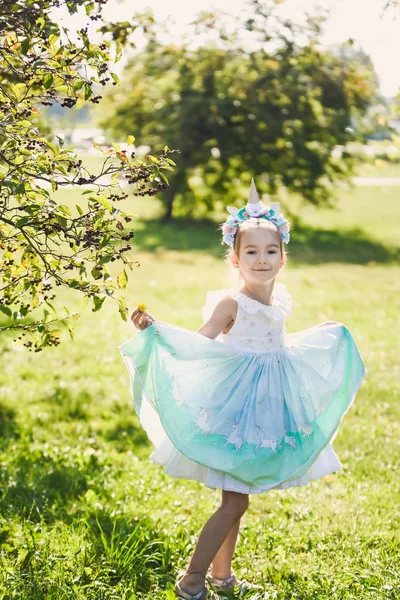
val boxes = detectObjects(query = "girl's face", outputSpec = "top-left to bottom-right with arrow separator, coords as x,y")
231,226 -> 285,285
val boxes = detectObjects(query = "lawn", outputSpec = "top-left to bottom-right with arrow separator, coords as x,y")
0,182 -> 399,599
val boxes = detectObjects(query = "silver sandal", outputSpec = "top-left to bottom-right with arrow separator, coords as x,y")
206,573 -> 260,595
175,572 -> 222,600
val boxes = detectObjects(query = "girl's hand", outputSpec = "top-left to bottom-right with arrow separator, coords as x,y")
130,308 -> 155,330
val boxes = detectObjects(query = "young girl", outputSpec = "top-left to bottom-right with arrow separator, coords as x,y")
119,180 -> 366,600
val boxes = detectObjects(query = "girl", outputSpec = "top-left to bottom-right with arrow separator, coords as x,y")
120,180 -> 366,600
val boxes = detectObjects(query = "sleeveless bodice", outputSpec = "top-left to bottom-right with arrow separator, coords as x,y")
202,282 -> 292,353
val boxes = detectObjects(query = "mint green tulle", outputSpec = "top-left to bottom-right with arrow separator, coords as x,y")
119,320 -> 366,489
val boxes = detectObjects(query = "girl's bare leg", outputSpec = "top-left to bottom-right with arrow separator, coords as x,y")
177,491 -> 249,596
210,518 -> 241,579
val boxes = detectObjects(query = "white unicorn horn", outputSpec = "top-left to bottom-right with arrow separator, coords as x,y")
247,178 -> 265,216
248,178 -> 260,205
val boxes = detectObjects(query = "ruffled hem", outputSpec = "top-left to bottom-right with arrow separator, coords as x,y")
150,438 -> 342,494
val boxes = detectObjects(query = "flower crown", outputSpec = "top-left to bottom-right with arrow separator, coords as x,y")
221,179 -> 290,246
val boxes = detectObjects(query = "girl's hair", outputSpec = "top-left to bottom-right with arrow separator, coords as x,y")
231,218 -> 286,256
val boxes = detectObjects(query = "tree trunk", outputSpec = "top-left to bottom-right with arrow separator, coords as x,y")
161,169 -> 185,221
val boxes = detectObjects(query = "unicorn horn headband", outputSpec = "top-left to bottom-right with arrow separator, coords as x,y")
221,178 -> 290,246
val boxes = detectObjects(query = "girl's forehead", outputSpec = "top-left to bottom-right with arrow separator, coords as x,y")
241,226 -> 279,246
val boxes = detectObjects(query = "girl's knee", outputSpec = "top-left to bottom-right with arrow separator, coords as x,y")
220,491 -> 249,518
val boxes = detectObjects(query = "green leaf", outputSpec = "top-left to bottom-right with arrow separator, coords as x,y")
99,254 -> 113,264
119,307 -> 128,321
15,217 -> 30,228
92,295 -> 106,312
36,16 -> 45,30
67,322 -> 74,340
117,269 -> 128,289
44,299 -> 57,312
111,72 -> 120,85
0,305 -> 12,317
99,234 -> 111,249
146,155 -> 159,164
21,38 -> 30,55
115,42 -> 123,63
159,172 -> 169,185
112,142 -> 122,152
76,204 -> 84,216
127,135 -> 135,146
84,83 -> 93,100
93,144 -> 104,153
74,80 -> 85,92
90,195 -> 112,211
48,33 -> 59,47
91,266 -> 102,280
58,204 -> 72,216
43,74 -> 54,89
42,139 -> 58,155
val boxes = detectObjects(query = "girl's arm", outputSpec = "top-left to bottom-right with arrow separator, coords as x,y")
196,296 -> 237,340
131,296 -> 237,339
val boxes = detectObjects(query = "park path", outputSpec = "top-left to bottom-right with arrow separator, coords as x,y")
353,177 -> 400,186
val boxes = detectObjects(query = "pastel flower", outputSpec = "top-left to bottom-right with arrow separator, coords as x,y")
276,216 -> 286,226
222,224 -> 236,235
237,207 -> 248,219
221,199 -> 290,245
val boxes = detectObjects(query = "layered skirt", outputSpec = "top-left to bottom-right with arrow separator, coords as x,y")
119,321 -> 366,492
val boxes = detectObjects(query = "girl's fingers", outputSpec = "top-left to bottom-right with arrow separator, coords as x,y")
130,308 -> 155,330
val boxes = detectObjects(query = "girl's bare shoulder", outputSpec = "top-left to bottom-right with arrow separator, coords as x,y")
210,294 -> 238,320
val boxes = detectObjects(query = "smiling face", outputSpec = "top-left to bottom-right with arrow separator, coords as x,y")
230,220 -> 286,285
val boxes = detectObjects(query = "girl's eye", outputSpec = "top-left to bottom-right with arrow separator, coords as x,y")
247,251 -> 256,255
268,251 -> 277,254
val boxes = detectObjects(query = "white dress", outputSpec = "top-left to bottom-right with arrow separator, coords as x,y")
149,283 -> 343,494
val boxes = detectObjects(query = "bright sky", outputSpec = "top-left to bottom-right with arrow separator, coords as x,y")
61,0 -> 400,96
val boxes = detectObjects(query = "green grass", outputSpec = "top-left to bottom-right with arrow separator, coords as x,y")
0,184 -> 399,599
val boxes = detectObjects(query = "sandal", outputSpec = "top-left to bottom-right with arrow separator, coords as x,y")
206,573 -> 261,596
175,572 -> 222,600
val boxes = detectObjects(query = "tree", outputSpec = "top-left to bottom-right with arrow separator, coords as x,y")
102,2 -> 378,219
0,0 -> 176,350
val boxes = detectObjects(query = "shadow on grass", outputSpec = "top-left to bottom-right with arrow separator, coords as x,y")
0,389 -> 151,523
36,385 -> 151,452
0,449 -> 91,521
0,403 -> 20,448
133,218 -> 400,264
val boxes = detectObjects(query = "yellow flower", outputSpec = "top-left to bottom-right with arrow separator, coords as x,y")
137,302 -> 148,312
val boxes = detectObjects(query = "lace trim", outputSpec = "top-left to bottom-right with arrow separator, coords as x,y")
230,282 -> 292,317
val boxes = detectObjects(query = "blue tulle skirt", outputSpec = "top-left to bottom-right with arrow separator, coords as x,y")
119,321 -> 366,489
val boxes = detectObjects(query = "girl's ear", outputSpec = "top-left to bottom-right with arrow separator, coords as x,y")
230,251 -> 240,268
280,251 -> 287,269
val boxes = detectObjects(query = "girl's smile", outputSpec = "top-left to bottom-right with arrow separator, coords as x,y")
232,227 -> 285,291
